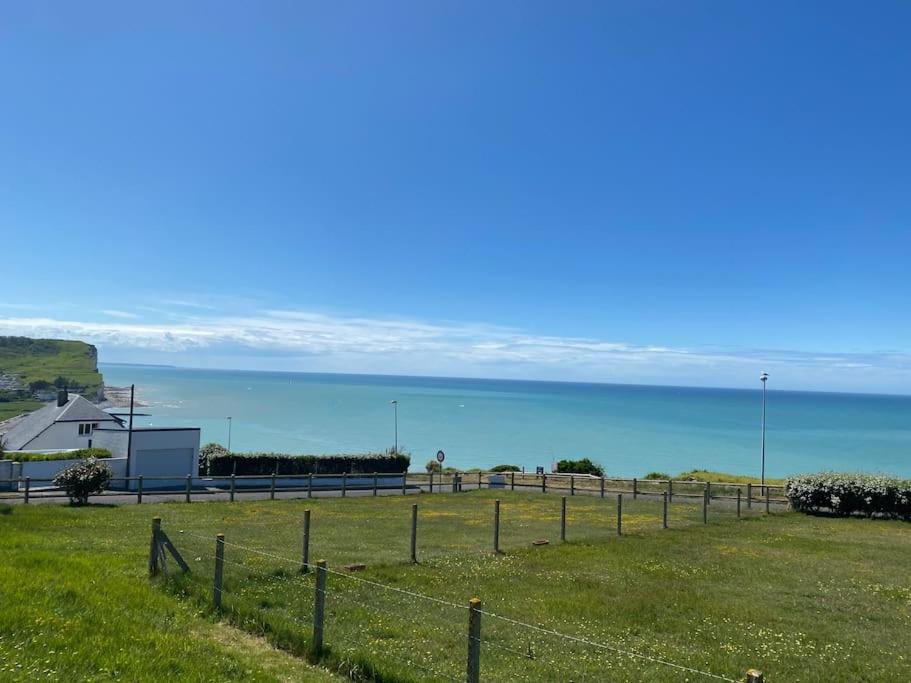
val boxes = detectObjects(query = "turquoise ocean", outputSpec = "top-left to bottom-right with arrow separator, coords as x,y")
100,364 -> 911,478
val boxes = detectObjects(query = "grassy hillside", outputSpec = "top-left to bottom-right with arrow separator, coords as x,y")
0,399 -> 43,422
0,502 -> 342,681
1,491 -> 908,681
0,336 -> 104,402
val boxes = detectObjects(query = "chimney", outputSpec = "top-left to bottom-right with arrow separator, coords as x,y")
57,388 -> 69,407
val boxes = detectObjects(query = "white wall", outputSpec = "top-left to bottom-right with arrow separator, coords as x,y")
15,456 -> 127,487
23,421 -> 121,451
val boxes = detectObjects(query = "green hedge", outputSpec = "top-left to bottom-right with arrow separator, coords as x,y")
209,451 -> 410,476
787,472 -> 911,519
10,448 -> 112,463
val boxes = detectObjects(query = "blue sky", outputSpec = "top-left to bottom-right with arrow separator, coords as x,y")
1,2 -> 909,393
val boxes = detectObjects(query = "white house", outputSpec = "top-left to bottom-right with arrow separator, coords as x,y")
0,389 -> 124,451
1,389 -> 201,490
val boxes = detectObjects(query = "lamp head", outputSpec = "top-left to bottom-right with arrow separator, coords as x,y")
760,372 -> 768,383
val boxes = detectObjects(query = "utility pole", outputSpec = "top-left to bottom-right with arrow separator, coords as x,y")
760,372 -> 768,487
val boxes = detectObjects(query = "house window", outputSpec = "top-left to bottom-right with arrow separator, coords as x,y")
78,423 -> 94,436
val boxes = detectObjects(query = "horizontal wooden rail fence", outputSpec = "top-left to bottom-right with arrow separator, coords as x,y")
0,470 -> 789,511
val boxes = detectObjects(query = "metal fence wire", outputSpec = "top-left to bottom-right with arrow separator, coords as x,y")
151,495 -> 767,683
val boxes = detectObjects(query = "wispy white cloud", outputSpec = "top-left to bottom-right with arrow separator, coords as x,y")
101,309 -> 140,319
156,298 -> 217,310
0,311 -> 908,392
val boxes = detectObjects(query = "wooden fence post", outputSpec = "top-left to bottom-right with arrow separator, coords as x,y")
270,472 -> 277,500
617,493 -> 622,536
560,496 -> 567,541
230,474 -> 236,502
703,489 -> 708,524
511,471 -> 515,491
737,488 -> 742,519
765,486 -> 770,515
410,503 -> 418,563
467,598 -> 482,683
570,475 -> 575,496
746,669 -> 764,683
341,472 -> 347,497
308,473 -> 313,498
706,481 -> 711,505
747,482 -> 752,508
633,477 -> 638,500
137,475 -> 143,504
185,475 -> 192,503
662,491 -> 668,529
542,473 -> 547,494
429,471 -> 434,494
373,472 -> 378,496
301,509 -> 311,573
149,517 -> 162,576
213,533 -> 225,609
478,471 -> 482,490
401,471 -> 407,496
313,560 -> 327,653
493,499 -> 500,553
23,477 -> 30,505
667,479 -> 673,502
600,476 -> 605,498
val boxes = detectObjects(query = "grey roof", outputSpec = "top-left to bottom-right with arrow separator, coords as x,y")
0,395 -> 121,451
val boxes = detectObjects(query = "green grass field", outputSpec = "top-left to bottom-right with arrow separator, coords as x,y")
1,490 -> 909,682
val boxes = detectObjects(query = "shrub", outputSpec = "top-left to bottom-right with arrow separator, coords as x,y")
425,459 -> 442,474
786,472 -> 911,519
644,471 -> 671,480
208,451 -> 410,476
54,458 -> 112,505
12,448 -> 112,463
555,458 -> 604,477
490,464 -> 521,472
199,442 -> 229,475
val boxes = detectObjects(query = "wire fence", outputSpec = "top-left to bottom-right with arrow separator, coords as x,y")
145,487 -> 773,682
158,525 -> 752,683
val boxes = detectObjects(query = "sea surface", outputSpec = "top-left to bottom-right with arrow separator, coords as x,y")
100,364 -> 911,478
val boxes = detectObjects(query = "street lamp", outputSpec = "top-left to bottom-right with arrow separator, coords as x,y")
759,373 -> 768,486
390,400 -> 398,454
226,416 -> 232,452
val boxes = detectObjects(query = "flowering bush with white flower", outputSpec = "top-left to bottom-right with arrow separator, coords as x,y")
53,457 -> 113,505
786,472 -> 911,519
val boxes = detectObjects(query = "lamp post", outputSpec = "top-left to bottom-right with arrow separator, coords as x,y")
390,400 -> 398,454
759,373 -> 768,487
226,416 -> 232,452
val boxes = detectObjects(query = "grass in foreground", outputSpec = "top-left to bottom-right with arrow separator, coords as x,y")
1,491 -> 909,682
0,504 -> 341,681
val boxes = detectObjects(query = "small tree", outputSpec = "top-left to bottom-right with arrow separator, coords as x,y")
54,458 -> 112,505
425,459 -> 442,474
199,442 -> 229,475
